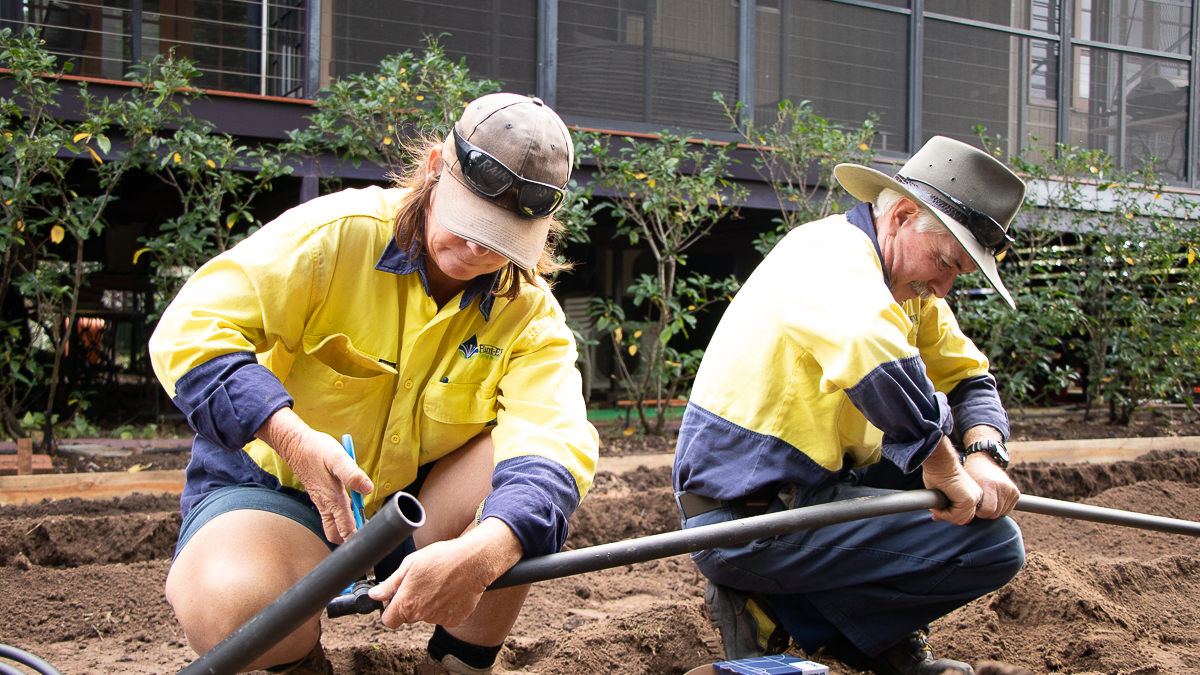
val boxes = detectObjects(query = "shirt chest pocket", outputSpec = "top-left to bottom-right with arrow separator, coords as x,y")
420,382 -> 498,461
287,336 -> 395,439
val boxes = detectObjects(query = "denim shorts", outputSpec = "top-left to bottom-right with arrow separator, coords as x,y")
174,463 -> 434,580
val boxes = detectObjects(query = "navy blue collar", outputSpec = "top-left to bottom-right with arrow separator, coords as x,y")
846,202 -> 890,290
374,238 -> 498,320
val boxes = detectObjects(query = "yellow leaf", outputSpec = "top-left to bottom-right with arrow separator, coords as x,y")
4,199 -> 10,205
665,360 -> 681,367
687,305 -> 695,310
858,143 -> 869,151
1104,245 -> 1112,253
1189,297 -> 1195,304
1123,257 -> 1134,265
628,344 -> 638,356
623,427 -> 635,436
416,95 -> 424,100
127,463 -> 147,473
647,179 -> 655,188
634,173 -> 647,179
16,220 -> 24,231
1089,166 -> 1098,173
1125,213 -> 1134,219
629,192 -> 636,197
50,225 -> 65,243
86,146 -> 102,164
383,137 -> 392,145
399,68 -> 406,74
1122,295 -> 1129,300
387,124 -> 394,132
1155,193 -> 1162,199
996,250 -> 1007,262
73,132 -> 90,142
614,327 -> 623,343
633,330 -> 642,339
388,97 -> 395,103
1190,249 -> 1196,265
378,76 -> 386,82
206,159 -> 216,169
174,153 -> 182,163
1100,377 -> 1113,383
132,247 -> 152,264
401,82 -> 409,90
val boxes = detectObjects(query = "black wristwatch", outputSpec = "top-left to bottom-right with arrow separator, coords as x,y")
960,439 -> 1011,470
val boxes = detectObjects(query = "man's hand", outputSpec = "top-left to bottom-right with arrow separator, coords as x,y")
964,453 -> 1020,519
255,407 -> 374,544
368,517 -> 523,628
961,424 -> 1020,519
921,437 -> 982,525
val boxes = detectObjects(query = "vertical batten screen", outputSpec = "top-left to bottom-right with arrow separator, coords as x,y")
757,0 -> 908,152
923,19 -> 1060,158
557,0 -> 739,132
329,0 -> 538,97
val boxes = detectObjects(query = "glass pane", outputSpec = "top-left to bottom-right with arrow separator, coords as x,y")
1076,0 -> 1192,54
924,19 -> 1059,157
557,0 -> 738,132
926,0 -> 1060,33
1070,47 -> 1189,181
756,0 -> 907,151
22,0 -> 304,96
332,0 -> 538,97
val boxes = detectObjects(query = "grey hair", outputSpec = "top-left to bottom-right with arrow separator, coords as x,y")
875,188 -> 950,235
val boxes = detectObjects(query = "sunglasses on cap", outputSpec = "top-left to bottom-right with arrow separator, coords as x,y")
452,125 -> 568,218
895,175 -> 1015,256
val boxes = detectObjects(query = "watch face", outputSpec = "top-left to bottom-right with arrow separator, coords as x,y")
994,441 -> 1011,463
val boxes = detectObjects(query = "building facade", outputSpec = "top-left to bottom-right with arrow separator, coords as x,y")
3,0 -> 1196,185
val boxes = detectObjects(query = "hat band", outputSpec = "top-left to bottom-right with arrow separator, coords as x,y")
894,175 -> 1014,256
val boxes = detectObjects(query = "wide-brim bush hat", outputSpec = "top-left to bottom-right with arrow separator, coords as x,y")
834,136 -> 1027,309
433,92 -> 573,270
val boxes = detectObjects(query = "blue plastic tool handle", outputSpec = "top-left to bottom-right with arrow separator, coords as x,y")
340,434 -> 366,530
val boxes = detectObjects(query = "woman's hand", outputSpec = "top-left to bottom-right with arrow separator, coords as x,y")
368,518 -> 523,628
255,408 -> 373,544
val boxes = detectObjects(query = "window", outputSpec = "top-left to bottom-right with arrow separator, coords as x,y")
331,0 -> 538,97
557,0 -> 740,131
756,0 -> 908,151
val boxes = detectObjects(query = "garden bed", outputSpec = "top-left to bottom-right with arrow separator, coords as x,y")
4,443 -> 1200,674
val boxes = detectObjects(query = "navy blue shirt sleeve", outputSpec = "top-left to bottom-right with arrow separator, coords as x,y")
481,455 -> 582,558
948,373 -> 1010,441
172,351 -> 294,452
845,355 -> 955,473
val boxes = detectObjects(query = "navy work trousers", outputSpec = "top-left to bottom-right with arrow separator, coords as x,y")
679,463 -> 1025,656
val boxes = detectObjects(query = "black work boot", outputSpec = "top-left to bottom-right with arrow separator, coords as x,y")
828,629 -> 973,675
704,581 -> 792,660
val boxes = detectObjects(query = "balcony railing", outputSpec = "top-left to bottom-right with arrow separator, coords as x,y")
8,0 -> 305,98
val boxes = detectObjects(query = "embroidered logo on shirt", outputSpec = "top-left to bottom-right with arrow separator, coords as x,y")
458,334 -> 504,361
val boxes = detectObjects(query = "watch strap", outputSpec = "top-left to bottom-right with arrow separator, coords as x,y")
961,439 -> 1010,469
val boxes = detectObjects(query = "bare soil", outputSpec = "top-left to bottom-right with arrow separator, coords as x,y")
3,442 -> 1200,674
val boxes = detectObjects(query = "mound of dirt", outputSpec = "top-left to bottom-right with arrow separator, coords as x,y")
3,451 -> 1200,674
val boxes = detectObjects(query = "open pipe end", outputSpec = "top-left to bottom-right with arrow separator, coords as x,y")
390,491 -> 426,530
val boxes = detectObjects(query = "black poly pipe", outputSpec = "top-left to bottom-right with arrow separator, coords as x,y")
490,490 -> 1200,590
490,489 -> 950,590
177,492 -> 425,675
0,644 -> 62,675
1017,494 -> 1200,536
